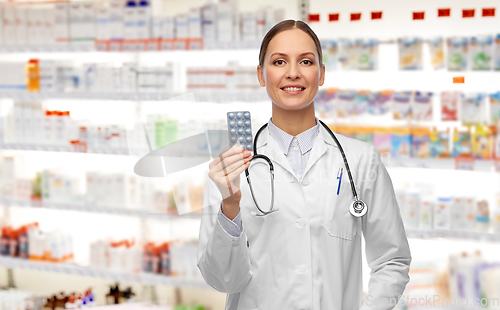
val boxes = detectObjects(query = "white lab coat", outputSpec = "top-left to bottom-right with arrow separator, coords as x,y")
197,124 -> 412,310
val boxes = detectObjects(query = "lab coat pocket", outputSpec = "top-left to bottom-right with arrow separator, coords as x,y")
322,183 -> 358,241
323,215 -> 357,241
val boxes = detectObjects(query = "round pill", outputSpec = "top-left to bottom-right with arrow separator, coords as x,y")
231,137 -> 236,143
229,121 -> 235,128
245,136 -> 252,143
230,129 -> 236,135
246,144 -> 252,151
238,129 -> 243,135
240,144 -> 245,149
228,113 -> 234,119
245,129 -> 251,135
244,112 -> 250,119
237,121 -> 243,127
244,120 -> 251,127
236,112 -> 242,119
238,137 -> 244,143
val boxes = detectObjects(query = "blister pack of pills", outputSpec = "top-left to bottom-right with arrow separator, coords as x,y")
226,111 -> 253,151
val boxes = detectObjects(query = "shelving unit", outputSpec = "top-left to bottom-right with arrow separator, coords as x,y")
0,90 -> 269,103
0,256 -> 209,289
0,197 -> 202,220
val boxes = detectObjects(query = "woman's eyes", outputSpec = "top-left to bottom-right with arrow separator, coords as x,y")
273,59 -> 314,65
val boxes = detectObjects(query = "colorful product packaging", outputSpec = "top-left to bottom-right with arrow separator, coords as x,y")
321,40 -> 338,71
471,125 -> 493,160
354,127 -> 373,144
428,37 -> 445,69
447,37 -> 469,71
404,191 -> 420,228
398,37 -> 423,70
354,90 -> 369,114
355,39 -> 378,70
420,197 -> 434,229
489,92 -> 500,124
336,89 -> 357,117
434,197 -> 452,229
391,127 -> 411,159
495,34 -> 500,70
410,127 -> 430,158
493,193 -> 500,234
392,91 -> 412,120
429,127 -> 450,158
335,126 -> 356,139
470,35 -> 493,71
315,88 -> 338,119
367,90 -> 393,115
441,91 -> 461,121
461,93 -> 487,125
372,127 -> 392,156
338,39 -> 356,70
462,197 -> 476,231
452,128 -> 472,157
451,197 -> 465,230
412,91 -> 433,121
475,199 -> 490,232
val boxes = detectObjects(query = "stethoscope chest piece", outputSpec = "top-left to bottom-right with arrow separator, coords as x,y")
349,199 -> 368,217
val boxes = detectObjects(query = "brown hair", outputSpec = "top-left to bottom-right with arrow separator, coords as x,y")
258,20 -> 323,68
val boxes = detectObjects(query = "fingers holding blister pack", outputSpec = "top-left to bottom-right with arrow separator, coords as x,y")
208,144 -> 253,201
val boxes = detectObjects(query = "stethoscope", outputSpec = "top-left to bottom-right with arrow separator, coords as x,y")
244,119 -> 368,218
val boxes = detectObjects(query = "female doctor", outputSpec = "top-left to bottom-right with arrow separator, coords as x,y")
197,20 -> 412,310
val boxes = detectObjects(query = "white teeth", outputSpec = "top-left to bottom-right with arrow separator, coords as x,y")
282,87 -> 304,91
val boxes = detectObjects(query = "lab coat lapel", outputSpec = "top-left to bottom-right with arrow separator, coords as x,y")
302,124 -> 329,179
257,126 -> 297,179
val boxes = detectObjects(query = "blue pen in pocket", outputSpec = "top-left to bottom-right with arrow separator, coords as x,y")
336,167 -> 343,195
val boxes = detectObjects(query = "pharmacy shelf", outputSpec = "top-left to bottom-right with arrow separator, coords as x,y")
0,143 -> 133,156
0,41 -> 261,53
0,197 -> 202,220
0,90 -> 269,103
1,142 -> 496,173
406,228 -> 500,242
385,158 -> 499,172
0,256 -> 210,289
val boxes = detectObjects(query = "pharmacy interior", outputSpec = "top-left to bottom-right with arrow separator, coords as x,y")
1,0 -> 500,309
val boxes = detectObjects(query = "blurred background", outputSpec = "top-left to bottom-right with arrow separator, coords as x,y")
0,0 -> 500,309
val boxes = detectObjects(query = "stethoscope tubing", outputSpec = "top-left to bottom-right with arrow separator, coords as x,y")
244,118 -> 361,216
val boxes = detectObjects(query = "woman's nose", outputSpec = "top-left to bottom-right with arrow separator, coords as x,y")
286,63 -> 300,79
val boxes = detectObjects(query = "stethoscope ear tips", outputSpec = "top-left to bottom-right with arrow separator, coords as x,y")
250,211 -> 258,217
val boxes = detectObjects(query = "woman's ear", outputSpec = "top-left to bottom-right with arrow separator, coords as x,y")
319,63 -> 326,86
257,65 -> 266,87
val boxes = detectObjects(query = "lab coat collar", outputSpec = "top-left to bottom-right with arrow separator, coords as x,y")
255,121 -> 338,180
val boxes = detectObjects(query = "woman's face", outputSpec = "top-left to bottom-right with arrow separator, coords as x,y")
257,28 -> 325,111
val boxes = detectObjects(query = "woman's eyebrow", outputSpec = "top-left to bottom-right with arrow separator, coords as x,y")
270,52 -> 316,58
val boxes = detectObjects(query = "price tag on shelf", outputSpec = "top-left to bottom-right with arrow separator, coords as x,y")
123,41 -> 137,52
455,156 -> 475,171
109,41 -> 122,52
95,40 -> 108,52
174,39 -> 187,50
161,39 -> 174,51
145,39 -> 160,51
188,38 -> 203,50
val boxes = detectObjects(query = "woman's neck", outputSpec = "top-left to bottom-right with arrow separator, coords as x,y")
271,103 -> 317,136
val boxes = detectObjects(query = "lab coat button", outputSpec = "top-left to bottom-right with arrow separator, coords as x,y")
302,178 -> 309,185
297,265 -> 306,274
297,219 -> 306,227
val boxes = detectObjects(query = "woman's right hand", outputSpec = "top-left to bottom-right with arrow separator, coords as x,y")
208,146 -> 253,218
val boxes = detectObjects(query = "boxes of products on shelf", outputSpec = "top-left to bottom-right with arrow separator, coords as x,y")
1,222 -> 74,263
90,237 -> 201,280
395,181 -> 500,233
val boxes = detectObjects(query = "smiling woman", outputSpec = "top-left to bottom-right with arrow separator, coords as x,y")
198,19 -> 412,310
257,20 -> 325,136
